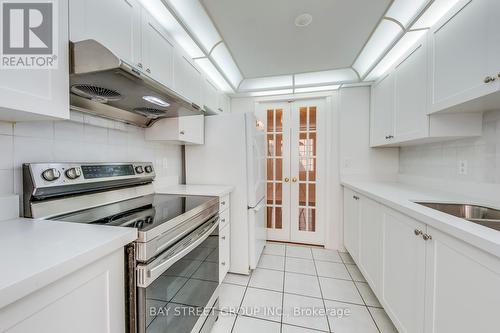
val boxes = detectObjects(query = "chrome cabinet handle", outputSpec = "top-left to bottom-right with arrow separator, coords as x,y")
179,130 -> 185,135
146,68 -> 151,73
422,233 -> 432,241
484,76 -> 496,83
221,218 -> 226,223
385,135 -> 394,139
221,236 -> 226,240
137,63 -> 143,68
221,262 -> 226,266
221,201 -> 226,206
352,195 -> 359,200
414,229 -> 423,236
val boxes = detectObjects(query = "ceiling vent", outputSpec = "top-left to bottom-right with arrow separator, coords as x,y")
70,84 -> 123,103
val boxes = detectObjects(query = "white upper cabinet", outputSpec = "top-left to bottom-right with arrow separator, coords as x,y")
218,93 -> 231,113
69,0 -> 141,66
370,72 -> 395,146
202,78 -> 219,113
173,51 -> 203,107
370,32 -> 483,147
141,11 -> 174,88
429,0 -> 500,114
394,40 -> 428,142
145,115 -> 204,145
343,188 -> 360,261
0,0 -> 69,122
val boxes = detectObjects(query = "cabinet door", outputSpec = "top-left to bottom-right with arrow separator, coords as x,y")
343,188 -> 360,262
178,115 -> 204,144
219,225 -> 230,282
487,0 -> 500,83
424,226 -> 500,333
429,0 -> 495,113
358,197 -> 383,293
382,208 -> 426,333
174,51 -> 202,107
370,72 -> 395,146
218,93 -> 231,113
394,37 -> 429,142
69,0 -> 141,65
141,11 -> 174,89
0,0 -> 69,121
202,78 -> 219,112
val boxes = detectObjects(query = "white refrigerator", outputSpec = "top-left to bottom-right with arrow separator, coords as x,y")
185,112 -> 266,275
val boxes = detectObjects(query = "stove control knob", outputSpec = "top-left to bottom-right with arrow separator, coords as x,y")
144,165 -> 153,173
135,166 -> 144,174
65,167 -> 82,180
42,168 -> 61,181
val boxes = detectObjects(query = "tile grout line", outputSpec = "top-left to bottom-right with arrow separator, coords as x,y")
341,252 -> 382,333
229,265 -> 252,333
280,245 -> 287,333
311,249 -> 333,333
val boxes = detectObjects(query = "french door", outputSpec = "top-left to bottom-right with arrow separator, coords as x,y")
259,99 -> 325,245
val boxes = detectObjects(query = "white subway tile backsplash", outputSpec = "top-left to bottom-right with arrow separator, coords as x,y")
54,120 -> 84,141
0,135 -> 13,169
0,122 -> 13,135
83,124 -> 108,143
13,136 -> 55,166
400,110 -> 500,184
14,121 -> 54,138
0,170 -> 14,194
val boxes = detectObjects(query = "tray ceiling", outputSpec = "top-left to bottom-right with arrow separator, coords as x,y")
201,0 -> 392,78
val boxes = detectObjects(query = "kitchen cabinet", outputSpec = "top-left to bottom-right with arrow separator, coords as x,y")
218,93 -> 231,114
145,115 -> 204,144
202,78 -> 220,113
0,250 -> 125,333
424,226 -> 500,333
218,194 -> 231,282
370,32 -> 482,148
382,208 -> 426,333
174,51 -> 203,108
428,0 -> 500,114
358,197 -> 383,293
0,0 -> 69,122
141,11 -> 174,89
343,188 -> 360,261
69,0 -> 141,66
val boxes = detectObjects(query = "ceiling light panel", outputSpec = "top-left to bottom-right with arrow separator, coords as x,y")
165,0 -> 222,53
353,19 -> 403,78
211,43 -> 243,88
386,0 -> 431,28
294,68 -> 358,87
249,89 -> 293,97
138,0 -> 204,58
365,30 -> 427,81
411,0 -> 462,30
239,75 -> 293,91
295,85 -> 340,93
195,58 -> 234,93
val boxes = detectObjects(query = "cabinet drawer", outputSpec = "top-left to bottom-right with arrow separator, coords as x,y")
219,208 -> 230,230
219,194 -> 230,212
219,225 -> 230,282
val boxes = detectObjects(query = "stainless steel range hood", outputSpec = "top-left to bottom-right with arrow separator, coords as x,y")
70,39 -> 204,128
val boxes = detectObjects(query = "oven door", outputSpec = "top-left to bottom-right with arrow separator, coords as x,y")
136,215 -> 219,333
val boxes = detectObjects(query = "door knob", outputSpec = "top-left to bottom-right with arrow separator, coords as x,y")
284,177 -> 290,183
291,177 -> 297,183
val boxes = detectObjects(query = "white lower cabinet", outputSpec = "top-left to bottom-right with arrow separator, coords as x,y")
424,226 -> 500,333
145,115 -> 204,144
343,186 -> 500,333
219,196 -> 231,283
0,250 -> 125,333
382,209 -> 426,333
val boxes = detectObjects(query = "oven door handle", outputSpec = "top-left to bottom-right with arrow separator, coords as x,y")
139,216 -> 219,286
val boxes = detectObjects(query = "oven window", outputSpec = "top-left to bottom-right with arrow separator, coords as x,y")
144,226 -> 219,332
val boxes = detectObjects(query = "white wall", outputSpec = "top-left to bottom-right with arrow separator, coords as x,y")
338,87 -> 399,180
0,111 -> 182,214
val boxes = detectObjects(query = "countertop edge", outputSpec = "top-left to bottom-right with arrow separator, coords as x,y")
155,184 -> 234,197
0,227 -> 137,309
341,180 -> 500,259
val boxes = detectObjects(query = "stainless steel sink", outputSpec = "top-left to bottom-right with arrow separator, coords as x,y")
414,202 -> 500,231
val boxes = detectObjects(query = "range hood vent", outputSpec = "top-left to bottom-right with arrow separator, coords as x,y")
70,40 -> 204,128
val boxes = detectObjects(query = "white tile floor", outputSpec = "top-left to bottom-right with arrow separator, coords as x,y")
212,243 -> 397,333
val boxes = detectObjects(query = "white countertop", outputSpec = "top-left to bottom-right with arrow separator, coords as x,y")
156,184 -> 234,197
0,218 -> 137,309
342,180 -> 500,258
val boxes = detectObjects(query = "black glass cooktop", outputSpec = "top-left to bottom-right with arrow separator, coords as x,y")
52,194 -> 217,232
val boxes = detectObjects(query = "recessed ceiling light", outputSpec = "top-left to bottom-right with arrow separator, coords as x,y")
142,96 -> 170,108
295,13 -> 313,27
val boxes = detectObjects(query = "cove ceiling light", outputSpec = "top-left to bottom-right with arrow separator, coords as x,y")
138,0 -> 203,58
294,85 -> 340,93
353,19 -> 402,78
294,68 -> 358,86
166,0 -> 222,53
249,89 -> 293,97
195,58 -> 234,93
239,75 -> 293,91
365,30 -> 427,82
411,0 -> 461,30
386,0 -> 430,28
211,43 -> 244,89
